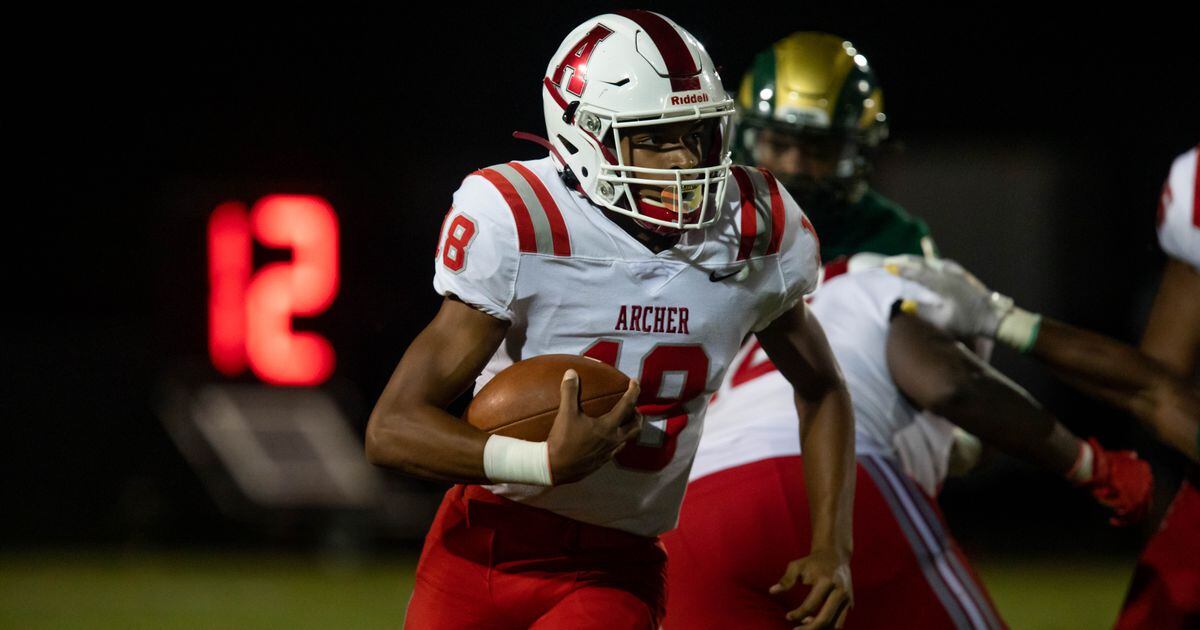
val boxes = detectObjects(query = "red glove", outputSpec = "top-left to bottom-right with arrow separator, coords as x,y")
1079,437 -> 1153,527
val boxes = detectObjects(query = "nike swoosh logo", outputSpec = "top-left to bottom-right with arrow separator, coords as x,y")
709,267 -> 745,282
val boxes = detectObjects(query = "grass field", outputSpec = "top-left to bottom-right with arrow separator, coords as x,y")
0,550 -> 1133,629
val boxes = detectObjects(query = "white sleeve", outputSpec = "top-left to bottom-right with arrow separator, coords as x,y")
1156,147 -> 1200,272
892,412 -> 957,497
432,174 -> 521,321
751,187 -> 822,332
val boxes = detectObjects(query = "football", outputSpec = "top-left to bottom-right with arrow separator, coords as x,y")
463,354 -> 631,441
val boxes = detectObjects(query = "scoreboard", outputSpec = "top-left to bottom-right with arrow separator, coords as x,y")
207,195 -> 339,386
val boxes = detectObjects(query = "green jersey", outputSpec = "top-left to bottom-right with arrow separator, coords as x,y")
806,188 -> 935,261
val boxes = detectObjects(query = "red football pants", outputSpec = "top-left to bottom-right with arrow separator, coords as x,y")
404,484 -> 666,629
662,455 -> 1004,629
1115,474 -> 1200,629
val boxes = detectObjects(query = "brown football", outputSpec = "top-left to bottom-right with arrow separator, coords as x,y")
463,354 -> 631,441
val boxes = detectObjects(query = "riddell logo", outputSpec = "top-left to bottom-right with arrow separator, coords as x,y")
671,93 -> 710,105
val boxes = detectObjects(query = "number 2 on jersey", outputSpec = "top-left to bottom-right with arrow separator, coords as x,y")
584,340 -> 710,472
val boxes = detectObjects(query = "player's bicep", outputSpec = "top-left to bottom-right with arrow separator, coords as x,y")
886,309 -> 987,411
1141,258 -> 1200,377
756,300 -> 843,401
751,180 -> 820,332
376,296 -> 509,412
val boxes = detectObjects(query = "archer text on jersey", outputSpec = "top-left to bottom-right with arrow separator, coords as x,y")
614,305 -> 691,335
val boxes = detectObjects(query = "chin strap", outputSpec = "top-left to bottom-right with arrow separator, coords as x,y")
512,131 -> 586,196
513,131 -> 566,168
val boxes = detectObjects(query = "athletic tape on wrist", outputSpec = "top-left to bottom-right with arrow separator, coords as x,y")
483,434 -> 553,486
997,307 -> 1042,353
1066,440 -> 1095,485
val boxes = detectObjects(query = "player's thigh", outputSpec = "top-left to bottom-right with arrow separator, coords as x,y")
853,454 -> 1004,630
529,583 -> 658,630
664,458 -> 813,629
663,573 -> 789,629
664,516 -> 789,629
1115,479 -> 1200,629
405,487 -> 502,628
404,577 -> 510,630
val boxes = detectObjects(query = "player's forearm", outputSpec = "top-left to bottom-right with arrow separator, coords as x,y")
888,312 -> 1079,474
1034,318 -> 1200,456
758,302 -> 855,556
1147,387 -> 1200,464
1056,372 -> 1200,464
929,363 -> 1080,475
1035,318 -> 1165,396
365,297 -> 511,483
365,404 -> 491,483
1140,258 -> 1200,376
797,386 -> 855,558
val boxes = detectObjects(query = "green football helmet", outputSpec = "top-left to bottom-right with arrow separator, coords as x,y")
736,32 -> 888,210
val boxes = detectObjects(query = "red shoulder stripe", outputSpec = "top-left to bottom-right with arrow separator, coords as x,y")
801,214 -> 822,268
759,168 -> 786,255
822,256 -> 849,283
474,169 -> 537,253
508,161 -> 572,256
731,167 -> 758,261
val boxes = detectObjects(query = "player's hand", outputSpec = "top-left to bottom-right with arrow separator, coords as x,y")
546,370 -> 642,485
882,255 -> 1013,339
1082,437 -> 1153,527
770,548 -> 853,629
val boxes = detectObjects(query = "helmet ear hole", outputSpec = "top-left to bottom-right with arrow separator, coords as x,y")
557,135 -> 579,155
580,167 -> 588,178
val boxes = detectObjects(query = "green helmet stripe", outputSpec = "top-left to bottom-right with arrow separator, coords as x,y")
749,47 -> 777,117
832,65 -> 870,132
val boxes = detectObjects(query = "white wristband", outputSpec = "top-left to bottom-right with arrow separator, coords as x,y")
1066,440 -> 1095,485
996,307 -> 1042,353
483,435 -> 553,486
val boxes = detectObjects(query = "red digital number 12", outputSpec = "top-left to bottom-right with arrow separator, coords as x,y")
208,195 -> 339,386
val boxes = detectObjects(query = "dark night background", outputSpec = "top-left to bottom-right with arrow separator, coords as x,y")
8,3 -> 1199,562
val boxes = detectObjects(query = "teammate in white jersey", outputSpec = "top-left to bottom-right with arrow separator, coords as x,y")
365,11 -> 855,629
664,256 -> 1152,629
662,34 -> 1151,630
889,144 -> 1200,629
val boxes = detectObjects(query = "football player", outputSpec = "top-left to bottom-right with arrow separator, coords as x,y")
733,32 -> 936,261
662,34 -> 1153,630
365,12 -> 855,629
887,144 -> 1200,629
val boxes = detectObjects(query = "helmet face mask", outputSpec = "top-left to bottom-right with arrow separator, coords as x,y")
542,11 -> 735,233
602,112 -> 733,232
743,122 -> 869,210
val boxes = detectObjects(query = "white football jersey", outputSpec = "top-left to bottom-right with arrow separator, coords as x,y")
1157,145 -> 1200,272
692,263 -> 955,493
432,157 -> 820,536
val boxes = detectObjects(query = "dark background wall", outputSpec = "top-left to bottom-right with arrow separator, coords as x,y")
8,4 -> 1198,552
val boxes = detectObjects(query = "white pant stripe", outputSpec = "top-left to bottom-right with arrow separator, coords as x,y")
864,455 -> 1002,629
